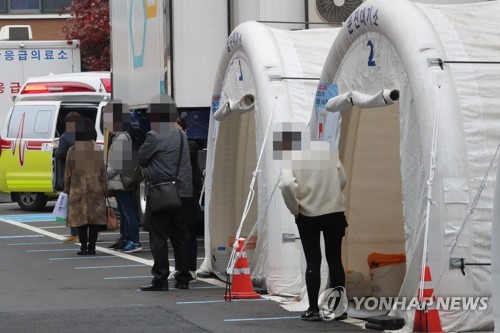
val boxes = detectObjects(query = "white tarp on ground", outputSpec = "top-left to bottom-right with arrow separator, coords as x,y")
315,0 -> 499,331
199,22 -> 340,296
201,0 -> 500,331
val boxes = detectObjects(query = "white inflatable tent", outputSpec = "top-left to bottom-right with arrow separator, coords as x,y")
199,22 -> 340,296
314,0 -> 499,331
202,0 -> 500,331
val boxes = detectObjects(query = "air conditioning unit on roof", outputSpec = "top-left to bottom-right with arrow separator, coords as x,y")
0,25 -> 33,41
307,0 -> 363,28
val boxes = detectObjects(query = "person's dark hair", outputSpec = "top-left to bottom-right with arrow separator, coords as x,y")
176,118 -> 187,131
75,117 -> 97,141
127,125 -> 146,150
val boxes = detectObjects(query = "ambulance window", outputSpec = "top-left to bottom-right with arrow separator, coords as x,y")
34,111 -> 53,135
7,105 -> 56,139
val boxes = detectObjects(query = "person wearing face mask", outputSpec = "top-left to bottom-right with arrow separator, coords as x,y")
138,104 -> 193,291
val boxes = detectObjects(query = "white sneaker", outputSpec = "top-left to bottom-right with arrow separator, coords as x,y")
167,270 -> 178,281
189,271 -> 197,282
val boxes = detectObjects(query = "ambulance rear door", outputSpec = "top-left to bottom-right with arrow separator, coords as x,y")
1,100 -> 62,195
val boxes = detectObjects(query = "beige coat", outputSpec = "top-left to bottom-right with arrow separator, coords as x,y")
64,141 -> 107,227
280,150 -> 347,217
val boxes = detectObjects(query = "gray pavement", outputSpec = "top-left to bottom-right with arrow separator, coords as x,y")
0,202 -> 368,333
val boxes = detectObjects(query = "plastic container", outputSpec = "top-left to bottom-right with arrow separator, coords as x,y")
345,270 -> 364,299
213,246 -> 231,273
368,252 -> 406,297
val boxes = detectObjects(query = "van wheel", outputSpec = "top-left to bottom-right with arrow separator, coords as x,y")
16,192 -> 48,211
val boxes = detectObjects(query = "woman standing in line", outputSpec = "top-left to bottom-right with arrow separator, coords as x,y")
280,149 -> 348,321
64,118 -> 107,255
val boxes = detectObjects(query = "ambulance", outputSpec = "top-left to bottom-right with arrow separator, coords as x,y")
0,72 -> 110,210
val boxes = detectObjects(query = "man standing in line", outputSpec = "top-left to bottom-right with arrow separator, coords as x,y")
138,102 -> 193,291
165,117 -> 203,282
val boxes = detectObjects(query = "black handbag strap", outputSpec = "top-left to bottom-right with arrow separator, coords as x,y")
174,129 -> 184,179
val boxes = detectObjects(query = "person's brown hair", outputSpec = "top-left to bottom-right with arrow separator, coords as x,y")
64,111 -> 82,123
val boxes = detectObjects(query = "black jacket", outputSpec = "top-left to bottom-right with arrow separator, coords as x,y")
138,129 -> 193,197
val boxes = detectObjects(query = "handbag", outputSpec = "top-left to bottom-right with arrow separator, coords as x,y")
148,130 -> 183,213
106,198 -> 120,230
121,132 -> 145,190
52,192 -> 68,222
122,165 -> 145,190
149,180 -> 181,212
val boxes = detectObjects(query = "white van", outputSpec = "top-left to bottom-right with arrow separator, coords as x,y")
0,72 -> 110,210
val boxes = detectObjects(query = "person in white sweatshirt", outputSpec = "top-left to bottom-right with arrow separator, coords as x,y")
279,149 -> 348,322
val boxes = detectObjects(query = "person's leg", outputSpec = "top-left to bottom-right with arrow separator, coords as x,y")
143,200 -> 171,289
321,212 -> 347,289
87,225 -> 99,255
116,191 -> 140,244
185,197 -> 198,272
170,198 -> 191,287
321,212 -> 348,319
70,227 -> 79,236
296,215 -> 322,310
63,227 -> 79,243
77,225 -> 88,255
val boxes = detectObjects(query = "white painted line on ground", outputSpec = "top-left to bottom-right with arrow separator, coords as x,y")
104,275 -> 151,280
224,316 -> 301,322
177,298 -> 269,305
8,242 -> 61,246
50,256 -> 117,260
76,264 -> 148,270
1,216 -> 222,289
27,249 -> 77,252
0,217 -> 155,266
0,235 -> 44,239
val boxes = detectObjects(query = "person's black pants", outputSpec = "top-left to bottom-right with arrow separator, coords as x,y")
296,212 -> 348,309
177,196 -> 200,272
148,198 -> 191,284
78,225 -> 99,251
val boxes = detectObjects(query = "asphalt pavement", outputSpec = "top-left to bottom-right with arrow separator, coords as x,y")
0,201 -> 369,333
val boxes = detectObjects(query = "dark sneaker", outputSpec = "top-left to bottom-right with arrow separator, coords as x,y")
108,238 -> 127,249
122,241 -> 142,253
140,283 -> 169,291
301,307 -> 321,321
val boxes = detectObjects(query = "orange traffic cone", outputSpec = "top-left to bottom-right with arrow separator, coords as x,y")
224,238 -> 260,300
413,266 -> 444,333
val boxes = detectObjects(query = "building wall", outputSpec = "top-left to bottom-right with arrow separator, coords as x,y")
0,18 -> 67,40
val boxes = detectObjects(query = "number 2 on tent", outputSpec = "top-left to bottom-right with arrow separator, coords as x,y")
367,40 -> 376,67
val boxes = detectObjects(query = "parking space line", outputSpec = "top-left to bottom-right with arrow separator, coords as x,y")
0,235 -> 44,239
224,316 -> 301,322
104,275 -> 151,279
75,264 -> 148,270
0,214 -> 55,222
27,249 -> 77,252
8,241 -> 61,246
177,298 -> 269,305
50,256 -> 117,261
0,217 -> 215,289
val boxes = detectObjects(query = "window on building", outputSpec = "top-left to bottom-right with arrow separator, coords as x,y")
4,0 -> 72,13
0,0 -> 7,13
42,0 -> 72,13
9,0 -> 40,12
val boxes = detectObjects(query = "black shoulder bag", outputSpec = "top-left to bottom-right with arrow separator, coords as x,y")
148,130 -> 183,212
